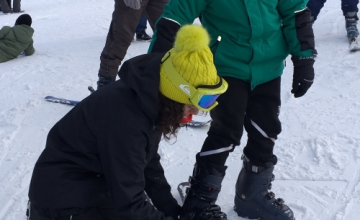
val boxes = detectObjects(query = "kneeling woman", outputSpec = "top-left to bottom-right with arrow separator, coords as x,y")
27,25 -> 228,220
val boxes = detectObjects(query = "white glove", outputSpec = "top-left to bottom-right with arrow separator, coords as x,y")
123,0 -> 142,10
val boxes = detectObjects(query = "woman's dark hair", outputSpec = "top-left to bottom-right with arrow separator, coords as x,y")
156,92 -> 184,141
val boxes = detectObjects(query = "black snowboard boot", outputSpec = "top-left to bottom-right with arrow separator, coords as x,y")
181,155 -> 228,220
234,154 -> 295,220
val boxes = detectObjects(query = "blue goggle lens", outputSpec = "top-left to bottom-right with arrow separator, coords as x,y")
198,94 -> 220,109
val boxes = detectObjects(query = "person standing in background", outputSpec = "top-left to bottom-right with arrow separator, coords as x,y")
135,14 -> 152,41
307,0 -> 359,50
97,0 -> 169,89
0,0 -> 10,12
0,0 -> 22,14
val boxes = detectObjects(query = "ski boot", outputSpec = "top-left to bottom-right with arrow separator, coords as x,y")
97,75 -> 115,89
181,154 -> 228,220
345,12 -> 360,51
234,154 -> 295,220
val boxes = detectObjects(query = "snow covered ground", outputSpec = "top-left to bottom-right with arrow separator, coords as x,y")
1,0 -> 360,219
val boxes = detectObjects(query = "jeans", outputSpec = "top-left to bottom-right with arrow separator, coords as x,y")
136,14 -> 148,34
307,0 -> 359,20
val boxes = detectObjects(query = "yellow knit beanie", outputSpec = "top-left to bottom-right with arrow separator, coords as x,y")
159,25 -> 220,104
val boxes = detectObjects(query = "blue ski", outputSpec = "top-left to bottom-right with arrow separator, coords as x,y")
186,119 -> 212,127
45,96 -> 80,106
44,96 -> 212,127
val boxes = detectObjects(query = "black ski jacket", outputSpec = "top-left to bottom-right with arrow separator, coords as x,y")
28,53 -> 179,219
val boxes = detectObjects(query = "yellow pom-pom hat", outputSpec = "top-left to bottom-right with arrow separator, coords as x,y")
159,24 -> 228,111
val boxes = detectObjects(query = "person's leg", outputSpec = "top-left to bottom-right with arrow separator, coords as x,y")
181,77 -> 249,219
0,0 -> 11,13
199,77 -> 249,167
234,77 -> 295,220
135,14 -> 152,41
342,0 -> 359,40
12,0 -> 21,12
135,14 -> 147,34
98,0 -> 144,83
144,0 -> 169,31
306,0 -> 327,20
342,0 -> 359,15
242,78 -> 282,165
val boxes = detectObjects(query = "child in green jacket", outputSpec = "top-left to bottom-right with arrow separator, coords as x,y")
0,14 -> 35,63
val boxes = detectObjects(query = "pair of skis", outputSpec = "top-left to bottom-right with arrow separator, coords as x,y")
44,95 -> 212,128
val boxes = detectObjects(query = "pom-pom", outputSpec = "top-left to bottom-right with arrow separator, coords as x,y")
174,25 -> 210,52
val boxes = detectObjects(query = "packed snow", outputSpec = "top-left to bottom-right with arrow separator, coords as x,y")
0,0 -> 359,219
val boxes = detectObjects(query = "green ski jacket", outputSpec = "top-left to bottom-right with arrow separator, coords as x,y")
0,24 -> 35,63
149,0 -> 315,89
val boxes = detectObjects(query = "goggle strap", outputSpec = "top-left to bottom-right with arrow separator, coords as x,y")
197,78 -> 223,89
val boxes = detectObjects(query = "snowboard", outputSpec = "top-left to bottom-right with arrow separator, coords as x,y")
44,96 -> 212,128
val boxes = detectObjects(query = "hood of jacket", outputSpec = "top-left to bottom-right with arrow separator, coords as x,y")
12,24 -> 34,44
117,53 -> 166,121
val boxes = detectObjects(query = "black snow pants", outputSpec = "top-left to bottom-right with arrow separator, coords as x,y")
199,76 -> 282,167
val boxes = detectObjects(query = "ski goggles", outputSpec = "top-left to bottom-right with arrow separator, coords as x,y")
162,54 -> 228,111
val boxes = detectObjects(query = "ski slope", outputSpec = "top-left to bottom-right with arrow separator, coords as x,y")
0,0 -> 359,219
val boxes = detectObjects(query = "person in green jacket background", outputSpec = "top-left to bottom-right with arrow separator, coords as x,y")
0,14 -> 35,63
149,0 -> 316,220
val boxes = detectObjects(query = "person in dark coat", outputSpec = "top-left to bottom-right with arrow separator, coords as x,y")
0,14 -> 34,63
27,25 -> 229,220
